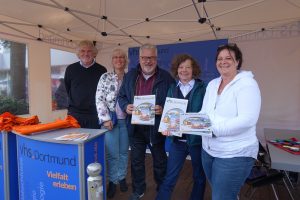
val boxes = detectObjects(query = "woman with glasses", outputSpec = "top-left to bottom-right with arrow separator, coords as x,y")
200,43 -> 261,200
156,54 -> 206,200
96,49 -> 129,199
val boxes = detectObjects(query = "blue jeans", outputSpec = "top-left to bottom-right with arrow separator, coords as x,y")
201,149 -> 255,200
156,140 -> 206,200
105,119 -> 129,183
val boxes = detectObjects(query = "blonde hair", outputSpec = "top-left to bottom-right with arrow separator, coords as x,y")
112,48 -> 128,66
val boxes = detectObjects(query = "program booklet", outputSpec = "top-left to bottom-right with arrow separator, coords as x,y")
131,95 -> 156,125
180,113 -> 213,137
54,132 -> 90,141
159,97 -> 188,137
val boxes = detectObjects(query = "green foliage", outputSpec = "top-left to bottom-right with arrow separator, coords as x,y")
0,40 -> 11,48
0,95 -> 29,115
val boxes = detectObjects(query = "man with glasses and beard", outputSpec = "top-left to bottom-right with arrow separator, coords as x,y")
118,43 -> 174,200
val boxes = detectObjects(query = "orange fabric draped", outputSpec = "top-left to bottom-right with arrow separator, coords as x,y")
0,112 -> 39,132
12,115 -> 80,135
15,115 -> 39,126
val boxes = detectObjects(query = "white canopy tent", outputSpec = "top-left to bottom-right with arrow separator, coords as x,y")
0,0 -> 299,52
0,0 -> 299,136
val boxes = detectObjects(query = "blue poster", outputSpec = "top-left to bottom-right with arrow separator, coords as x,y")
7,133 -> 19,200
0,133 -> 4,200
0,133 -> 18,200
17,136 -> 80,200
128,39 -> 228,83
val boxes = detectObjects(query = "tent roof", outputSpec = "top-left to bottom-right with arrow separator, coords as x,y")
1,0 -> 300,52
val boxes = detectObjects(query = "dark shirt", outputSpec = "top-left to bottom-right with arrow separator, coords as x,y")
135,73 -> 156,95
64,61 -> 107,115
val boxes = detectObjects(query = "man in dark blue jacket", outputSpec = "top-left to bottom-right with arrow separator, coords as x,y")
118,43 -> 174,200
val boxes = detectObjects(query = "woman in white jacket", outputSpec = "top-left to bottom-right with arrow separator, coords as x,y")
96,49 -> 129,198
200,43 -> 261,200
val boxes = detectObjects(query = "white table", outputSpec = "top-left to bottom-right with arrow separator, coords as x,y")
264,128 -> 300,200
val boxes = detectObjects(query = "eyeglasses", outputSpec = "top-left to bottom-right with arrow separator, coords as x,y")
216,57 -> 234,62
140,56 -> 157,61
112,56 -> 125,59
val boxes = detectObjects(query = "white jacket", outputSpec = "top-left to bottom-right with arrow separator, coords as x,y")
95,72 -> 119,124
201,71 -> 261,158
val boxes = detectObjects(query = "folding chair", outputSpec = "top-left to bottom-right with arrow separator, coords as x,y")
244,143 -> 295,200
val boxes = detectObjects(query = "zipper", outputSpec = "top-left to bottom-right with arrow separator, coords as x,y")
149,88 -> 158,147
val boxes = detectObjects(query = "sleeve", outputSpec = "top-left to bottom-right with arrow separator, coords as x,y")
160,73 -> 175,107
117,73 -> 130,113
95,74 -> 110,124
212,82 -> 261,137
64,66 -> 70,95
199,82 -> 212,114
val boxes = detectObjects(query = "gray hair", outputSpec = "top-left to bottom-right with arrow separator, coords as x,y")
139,43 -> 157,56
76,40 -> 98,57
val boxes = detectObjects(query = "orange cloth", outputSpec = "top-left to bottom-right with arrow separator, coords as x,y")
0,112 -> 16,131
15,115 -> 39,126
0,112 -> 39,132
12,115 -> 80,135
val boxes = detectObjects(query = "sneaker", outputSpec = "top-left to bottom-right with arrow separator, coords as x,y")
128,192 -> 144,200
107,182 -> 116,199
119,178 -> 128,192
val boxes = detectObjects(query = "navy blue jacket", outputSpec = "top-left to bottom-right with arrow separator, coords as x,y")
168,79 -> 206,146
118,65 -> 175,144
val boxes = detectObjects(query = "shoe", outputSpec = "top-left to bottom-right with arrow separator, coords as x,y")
128,192 -> 144,200
107,182 -> 116,199
119,178 -> 128,192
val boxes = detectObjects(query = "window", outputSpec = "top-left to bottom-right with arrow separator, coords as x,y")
0,39 -> 29,115
50,49 -> 78,111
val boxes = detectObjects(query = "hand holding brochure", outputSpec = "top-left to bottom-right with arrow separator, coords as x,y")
158,97 -> 188,137
131,95 -> 156,125
180,113 -> 213,137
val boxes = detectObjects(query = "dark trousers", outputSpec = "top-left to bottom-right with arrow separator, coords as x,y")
130,126 -> 167,195
156,140 -> 206,200
68,111 -> 101,129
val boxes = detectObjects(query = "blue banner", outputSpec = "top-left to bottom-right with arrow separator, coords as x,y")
128,39 -> 228,83
0,133 -> 4,200
8,133 -> 19,200
17,136 -> 80,200
0,133 -> 19,200
83,135 -> 106,200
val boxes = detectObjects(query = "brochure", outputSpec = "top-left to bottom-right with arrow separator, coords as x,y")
159,97 -> 188,137
54,132 -> 90,141
180,113 -> 213,137
131,95 -> 156,125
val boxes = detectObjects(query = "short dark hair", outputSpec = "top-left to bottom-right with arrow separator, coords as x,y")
170,54 -> 201,79
216,43 -> 243,70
